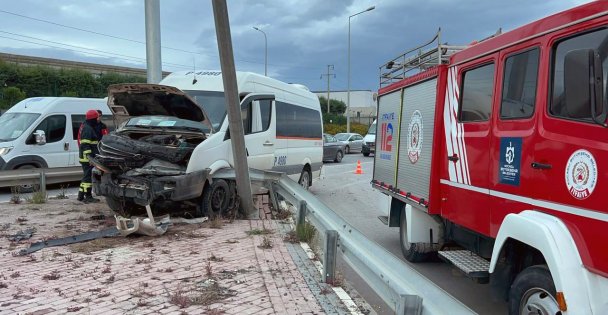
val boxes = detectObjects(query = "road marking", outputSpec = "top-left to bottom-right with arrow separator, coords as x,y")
287,217 -> 364,315
300,242 -> 363,315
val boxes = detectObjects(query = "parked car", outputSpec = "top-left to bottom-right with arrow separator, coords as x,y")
322,133 -> 345,163
362,119 -> 377,157
334,132 -> 364,154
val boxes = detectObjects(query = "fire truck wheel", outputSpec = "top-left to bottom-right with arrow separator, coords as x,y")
201,179 -> 230,218
509,265 -> 558,315
399,208 -> 432,262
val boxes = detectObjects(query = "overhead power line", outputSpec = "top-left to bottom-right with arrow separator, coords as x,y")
0,9 -> 322,70
0,34 -> 192,71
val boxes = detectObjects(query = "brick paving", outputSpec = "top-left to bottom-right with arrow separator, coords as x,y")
0,197 -> 349,314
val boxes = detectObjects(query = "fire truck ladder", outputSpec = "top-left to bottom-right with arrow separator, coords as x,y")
379,28 -> 466,88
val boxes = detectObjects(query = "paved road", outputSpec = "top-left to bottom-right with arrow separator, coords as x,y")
312,153 -> 508,315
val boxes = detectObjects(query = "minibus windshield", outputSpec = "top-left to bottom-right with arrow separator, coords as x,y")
0,113 -> 41,142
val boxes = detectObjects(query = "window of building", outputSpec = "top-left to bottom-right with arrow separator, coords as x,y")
550,28 -> 608,121
459,63 -> 495,122
500,48 -> 539,119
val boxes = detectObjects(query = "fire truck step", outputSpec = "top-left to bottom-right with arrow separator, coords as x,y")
378,216 -> 389,225
438,250 -> 490,282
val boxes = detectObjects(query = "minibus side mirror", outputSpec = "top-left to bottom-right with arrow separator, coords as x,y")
33,130 -> 46,145
564,49 -> 607,126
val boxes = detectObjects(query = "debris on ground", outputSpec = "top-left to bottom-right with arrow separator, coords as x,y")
8,227 -> 36,242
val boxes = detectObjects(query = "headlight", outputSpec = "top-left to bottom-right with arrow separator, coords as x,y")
0,147 -> 13,156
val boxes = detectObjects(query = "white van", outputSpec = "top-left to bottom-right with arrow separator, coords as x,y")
0,97 -> 112,190
93,71 -> 323,217
361,119 -> 377,156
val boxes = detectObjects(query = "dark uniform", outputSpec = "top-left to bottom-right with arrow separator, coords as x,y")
78,114 -> 100,202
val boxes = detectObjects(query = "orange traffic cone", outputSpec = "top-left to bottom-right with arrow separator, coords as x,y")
354,160 -> 363,174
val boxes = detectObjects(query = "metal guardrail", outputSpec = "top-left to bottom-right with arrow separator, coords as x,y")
270,173 -> 475,315
0,167 -> 82,190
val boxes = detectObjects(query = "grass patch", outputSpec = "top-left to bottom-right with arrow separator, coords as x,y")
169,282 -> 235,309
70,238 -> 121,254
257,236 -> 273,249
50,185 -> 70,200
209,216 -> 223,229
10,187 -> 22,204
246,228 -> 274,236
26,189 -> 47,204
208,253 -> 223,262
296,222 -> 316,243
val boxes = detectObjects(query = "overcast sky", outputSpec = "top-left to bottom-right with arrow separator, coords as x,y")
0,0 -> 594,92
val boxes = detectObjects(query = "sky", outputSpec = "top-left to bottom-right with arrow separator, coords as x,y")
0,0 -> 596,93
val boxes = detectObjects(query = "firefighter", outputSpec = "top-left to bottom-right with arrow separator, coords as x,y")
96,110 -> 109,137
78,109 -> 101,203
77,110 -> 108,145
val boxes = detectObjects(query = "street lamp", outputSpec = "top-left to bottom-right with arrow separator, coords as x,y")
347,5 -> 375,133
253,26 -> 268,76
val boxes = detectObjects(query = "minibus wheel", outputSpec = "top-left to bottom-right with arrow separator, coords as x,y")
202,179 -> 230,218
298,167 -> 311,190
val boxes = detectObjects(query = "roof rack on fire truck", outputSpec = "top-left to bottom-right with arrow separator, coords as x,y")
379,28 -> 467,88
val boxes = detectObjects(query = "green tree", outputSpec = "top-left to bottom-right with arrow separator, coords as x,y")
1,86 -> 26,109
318,96 -> 346,115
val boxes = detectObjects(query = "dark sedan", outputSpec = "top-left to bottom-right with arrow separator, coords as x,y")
323,133 -> 346,163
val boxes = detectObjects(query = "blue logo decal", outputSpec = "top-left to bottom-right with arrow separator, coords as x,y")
499,137 -> 522,186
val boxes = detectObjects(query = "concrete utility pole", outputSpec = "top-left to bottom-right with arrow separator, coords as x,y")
144,0 -> 162,84
320,65 -> 335,114
212,0 -> 255,217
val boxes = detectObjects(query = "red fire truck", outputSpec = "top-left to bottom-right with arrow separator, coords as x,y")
372,2 -> 608,314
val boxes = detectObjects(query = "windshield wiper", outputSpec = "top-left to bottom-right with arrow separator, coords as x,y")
164,126 -> 203,132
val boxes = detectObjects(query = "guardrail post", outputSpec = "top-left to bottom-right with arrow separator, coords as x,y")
396,294 -> 423,315
297,200 -> 307,227
39,169 -> 46,195
323,230 -> 338,283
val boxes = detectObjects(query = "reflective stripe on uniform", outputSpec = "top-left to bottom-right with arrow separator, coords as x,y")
80,139 -> 99,144
79,182 -> 92,191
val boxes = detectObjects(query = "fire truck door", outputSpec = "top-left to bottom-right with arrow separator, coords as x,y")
536,29 -> 608,209
443,63 -> 495,237
490,47 -> 540,236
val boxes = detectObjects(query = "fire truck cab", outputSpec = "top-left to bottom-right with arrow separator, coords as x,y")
373,2 -> 608,314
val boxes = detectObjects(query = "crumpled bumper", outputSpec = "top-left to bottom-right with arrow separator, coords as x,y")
93,169 -> 209,206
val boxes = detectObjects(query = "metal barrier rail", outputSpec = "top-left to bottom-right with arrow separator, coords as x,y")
0,167 -> 82,190
271,173 -> 475,315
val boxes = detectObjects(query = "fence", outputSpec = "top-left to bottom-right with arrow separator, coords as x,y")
0,167 -> 82,193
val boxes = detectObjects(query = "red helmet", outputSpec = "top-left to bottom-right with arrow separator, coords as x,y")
86,109 -> 99,120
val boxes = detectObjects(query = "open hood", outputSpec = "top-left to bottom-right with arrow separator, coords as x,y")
107,84 -> 213,131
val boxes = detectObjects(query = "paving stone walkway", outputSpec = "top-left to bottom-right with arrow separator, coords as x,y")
0,198 -> 354,315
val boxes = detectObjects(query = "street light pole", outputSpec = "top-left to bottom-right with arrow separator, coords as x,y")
347,6 -> 375,133
253,26 -> 267,76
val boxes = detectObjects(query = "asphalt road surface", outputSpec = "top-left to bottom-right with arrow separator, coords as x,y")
311,153 -> 508,315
